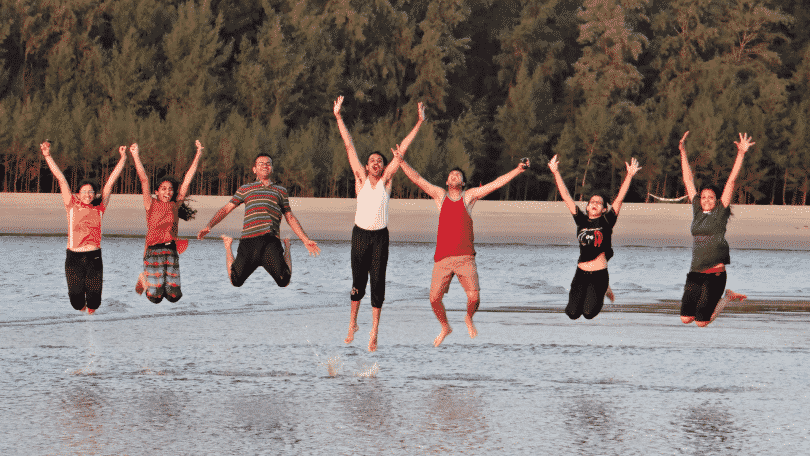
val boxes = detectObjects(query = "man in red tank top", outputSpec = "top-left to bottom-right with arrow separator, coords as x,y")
394,148 -> 529,347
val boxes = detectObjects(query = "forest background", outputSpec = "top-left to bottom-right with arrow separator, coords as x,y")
2,0 -> 810,204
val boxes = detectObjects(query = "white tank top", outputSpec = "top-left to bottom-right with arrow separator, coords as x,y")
354,178 -> 390,230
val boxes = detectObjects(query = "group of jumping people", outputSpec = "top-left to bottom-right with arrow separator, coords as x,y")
39,98 -> 754,351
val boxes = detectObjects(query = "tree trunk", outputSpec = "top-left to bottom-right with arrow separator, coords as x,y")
782,167 -> 788,205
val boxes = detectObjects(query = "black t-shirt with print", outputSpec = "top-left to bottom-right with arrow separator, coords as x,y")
573,206 -> 618,263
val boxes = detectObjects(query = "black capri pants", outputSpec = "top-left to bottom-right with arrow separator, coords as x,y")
680,271 -> 726,322
230,234 -> 291,288
567,267 -> 609,320
65,249 -> 103,311
350,225 -> 389,308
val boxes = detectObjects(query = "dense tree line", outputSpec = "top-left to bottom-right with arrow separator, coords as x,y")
1,0 -> 809,204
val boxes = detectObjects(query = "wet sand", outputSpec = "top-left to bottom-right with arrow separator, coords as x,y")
2,193 -> 810,249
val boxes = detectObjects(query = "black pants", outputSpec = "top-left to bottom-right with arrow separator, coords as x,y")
231,234 -> 291,287
65,249 -> 103,311
566,268 -> 609,320
350,225 -> 389,308
680,271 -> 727,322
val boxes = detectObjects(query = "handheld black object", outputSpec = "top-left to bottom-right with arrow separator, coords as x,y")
520,157 -> 529,170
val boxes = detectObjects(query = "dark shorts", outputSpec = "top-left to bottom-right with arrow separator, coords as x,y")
350,225 -> 389,308
144,241 -> 182,304
231,234 -> 291,288
567,267 -> 609,320
65,249 -> 103,311
681,271 -> 727,322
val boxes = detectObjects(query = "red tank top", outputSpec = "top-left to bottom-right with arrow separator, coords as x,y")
434,193 -> 475,262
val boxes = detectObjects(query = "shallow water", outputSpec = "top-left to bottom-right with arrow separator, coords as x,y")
2,237 -> 809,454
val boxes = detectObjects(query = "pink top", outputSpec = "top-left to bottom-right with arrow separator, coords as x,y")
144,200 -> 188,254
66,196 -> 105,251
434,193 -> 475,262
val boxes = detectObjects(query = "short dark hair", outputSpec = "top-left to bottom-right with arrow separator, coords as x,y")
366,151 -> 388,167
254,153 -> 273,167
77,179 -> 102,206
156,176 -> 181,203
448,167 -> 467,187
587,193 -> 609,212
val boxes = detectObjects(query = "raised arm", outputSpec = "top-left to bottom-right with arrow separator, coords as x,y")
381,102 -> 426,184
333,96 -> 366,181
177,140 -> 204,203
611,157 -> 642,215
197,202 -> 238,239
129,143 -> 152,211
465,159 -> 528,204
392,146 -> 445,203
548,155 -> 578,215
679,131 -> 697,202
41,141 -> 72,207
721,133 -> 755,208
101,146 -> 127,208
284,211 -> 321,256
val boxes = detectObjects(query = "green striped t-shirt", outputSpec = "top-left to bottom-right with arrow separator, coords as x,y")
230,181 -> 291,239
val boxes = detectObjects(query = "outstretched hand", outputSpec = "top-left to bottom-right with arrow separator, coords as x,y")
734,132 -> 755,153
391,144 -> 404,160
518,158 -> 530,171
195,139 -> 204,152
417,102 -> 426,122
129,143 -> 139,156
304,240 -> 321,256
679,131 -> 689,153
548,154 -> 560,173
333,96 -> 344,116
197,227 -> 210,240
118,145 -> 126,157
626,157 -> 642,176
40,141 -> 51,157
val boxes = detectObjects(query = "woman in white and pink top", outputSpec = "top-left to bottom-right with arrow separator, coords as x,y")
40,141 -> 127,314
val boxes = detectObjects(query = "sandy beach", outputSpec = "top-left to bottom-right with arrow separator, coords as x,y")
2,193 -> 810,249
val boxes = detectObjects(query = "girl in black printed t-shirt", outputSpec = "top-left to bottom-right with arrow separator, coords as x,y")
548,155 -> 641,320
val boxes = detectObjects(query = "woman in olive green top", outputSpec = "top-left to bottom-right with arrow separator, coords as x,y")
678,131 -> 752,327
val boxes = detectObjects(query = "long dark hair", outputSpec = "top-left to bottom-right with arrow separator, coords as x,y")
699,184 -> 732,215
156,176 -> 197,221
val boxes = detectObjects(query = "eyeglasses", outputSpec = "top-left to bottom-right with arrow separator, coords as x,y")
79,190 -> 96,195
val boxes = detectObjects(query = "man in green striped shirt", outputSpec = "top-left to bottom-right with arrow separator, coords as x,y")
197,153 -> 321,286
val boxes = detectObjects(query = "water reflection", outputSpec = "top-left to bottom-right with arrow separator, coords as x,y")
678,402 -> 742,454
229,394 -> 299,447
417,386 -> 488,452
58,385 -> 104,455
564,395 -> 625,453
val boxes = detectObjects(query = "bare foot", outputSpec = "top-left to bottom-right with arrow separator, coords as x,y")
135,272 -> 147,295
465,315 -> 477,339
368,330 -> 378,352
344,324 -> 359,344
726,289 -> 747,301
605,286 -> 615,303
709,289 -> 746,323
434,325 -> 452,347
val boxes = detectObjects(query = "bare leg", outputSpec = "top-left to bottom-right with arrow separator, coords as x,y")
222,235 -> 235,282
345,300 -> 360,344
605,285 -> 615,303
369,307 -> 381,352
709,289 -> 747,323
431,297 -> 452,347
283,237 -> 292,273
465,290 -> 480,339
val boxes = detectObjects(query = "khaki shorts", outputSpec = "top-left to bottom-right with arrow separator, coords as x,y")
430,255 -> 480,297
